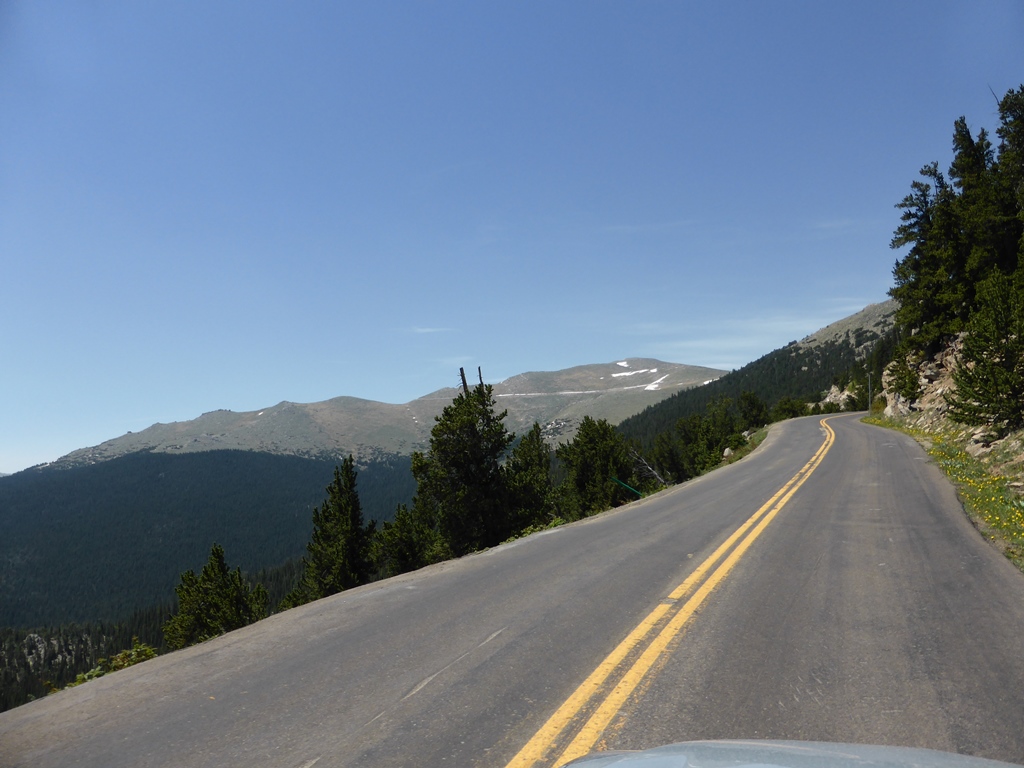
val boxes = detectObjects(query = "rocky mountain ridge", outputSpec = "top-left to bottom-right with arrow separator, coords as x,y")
798,299 -> 897,355
51,359 -> 724,469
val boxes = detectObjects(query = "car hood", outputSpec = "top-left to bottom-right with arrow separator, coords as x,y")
563,740 -> 1023,768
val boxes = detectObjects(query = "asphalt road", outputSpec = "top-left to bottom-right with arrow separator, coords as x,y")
2,414 -> 1023,767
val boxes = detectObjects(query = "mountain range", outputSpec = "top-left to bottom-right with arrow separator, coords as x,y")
51,359 -> 725,469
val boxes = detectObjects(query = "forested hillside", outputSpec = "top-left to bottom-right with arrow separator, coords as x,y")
0,605 -> 170,709
0,451 -> 415,628
618,306 -> 898,448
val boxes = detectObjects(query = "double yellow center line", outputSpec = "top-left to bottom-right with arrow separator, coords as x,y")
506,418 -> 837,768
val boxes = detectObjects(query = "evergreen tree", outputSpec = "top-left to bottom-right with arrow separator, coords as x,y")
506,423 -> 555,530
372,503 -> 448,579
890,161 -> 962,352
771,396 -> 808,421
651,428 -> 690,485
737,391 -> 769,431
945,272 -> 1024,438
650,398 -> 746,484
676,413 -> 720,477
995,87 -> 1024,241
887,351 -> 922,403
163,543 -> 268,650
556,416 -> 635,518
890,85 -> 1024,354
410,373 -> 515,556
282,456 -> 375,608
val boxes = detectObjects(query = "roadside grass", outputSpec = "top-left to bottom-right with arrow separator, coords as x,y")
864,416 -> 1024,572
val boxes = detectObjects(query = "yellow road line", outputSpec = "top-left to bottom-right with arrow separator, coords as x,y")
505,418 -> 837,768
553,418 -> 835,764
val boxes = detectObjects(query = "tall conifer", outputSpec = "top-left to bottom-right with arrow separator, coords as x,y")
284,456 -> 373,607
410,377 -> 515,556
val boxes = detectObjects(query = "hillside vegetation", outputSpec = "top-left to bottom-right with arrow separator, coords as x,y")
618,301 -> 897,448
0,342 -> 872,710
885,85 -> 1023,435
0,348 -> 883,711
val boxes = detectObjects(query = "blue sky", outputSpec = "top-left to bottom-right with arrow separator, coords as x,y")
2,2 -> 1022,473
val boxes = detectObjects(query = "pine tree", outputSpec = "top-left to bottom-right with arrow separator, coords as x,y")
282,456 -> 375,608
737,391 -> 769,431
890,161 -> 962,352
649,398 -> 747,485
163,543 -> 268,649
556,416 -> 636,518
372,503 -> 448,579
771,396 -> 808,421
995,87 -> 1024,240
506,423 -> 555,530
410,372 -> 515,556
945,272 -> 1024,438
887,351 -> 922,403
890,86 -> 1024,354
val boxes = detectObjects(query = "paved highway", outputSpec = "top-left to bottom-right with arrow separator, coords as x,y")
2,414 -> 1023,767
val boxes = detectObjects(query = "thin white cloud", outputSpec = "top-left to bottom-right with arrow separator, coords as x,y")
412,326 -> 455,334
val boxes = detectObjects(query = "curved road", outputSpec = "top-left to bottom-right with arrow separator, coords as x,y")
2,414 -> 1023,767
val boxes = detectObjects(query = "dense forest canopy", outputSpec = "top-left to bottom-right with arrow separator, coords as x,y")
0,450 -> 415,628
